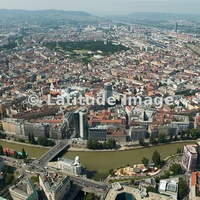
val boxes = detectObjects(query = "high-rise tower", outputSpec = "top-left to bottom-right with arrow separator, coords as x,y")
73,107 -> 88,140
174,22 -> 178,32
104,82 -> 113,101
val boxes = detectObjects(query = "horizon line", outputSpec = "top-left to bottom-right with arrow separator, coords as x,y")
0,8 -> 200,16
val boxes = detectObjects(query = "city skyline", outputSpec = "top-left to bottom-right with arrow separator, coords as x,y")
0,0 -> 199,15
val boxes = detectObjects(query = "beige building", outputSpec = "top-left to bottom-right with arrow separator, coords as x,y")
1,118 -> 25,135
39,173 -> 70,200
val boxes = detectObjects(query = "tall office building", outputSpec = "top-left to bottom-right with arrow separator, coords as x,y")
174,22 -> 178,32
104,82 -> 113,101
182,144 -> 198,173
73,107 -> 88,139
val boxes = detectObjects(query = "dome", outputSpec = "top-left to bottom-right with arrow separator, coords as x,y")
75,156 -> 80,164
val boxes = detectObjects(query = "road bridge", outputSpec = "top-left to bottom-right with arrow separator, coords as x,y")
35,140 -> 71,167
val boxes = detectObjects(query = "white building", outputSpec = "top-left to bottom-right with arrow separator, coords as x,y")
58,156 -> 82,176
159,178 -> 179,199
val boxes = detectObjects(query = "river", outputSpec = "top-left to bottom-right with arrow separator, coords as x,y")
0,140 -> 194,180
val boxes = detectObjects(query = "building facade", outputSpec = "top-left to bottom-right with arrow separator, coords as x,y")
182,144 -> 198,173
39,173 -> 70,200
74,107 -> 88,139
58,156 -> 82,176
9,178 -> 38,200
0,156 -> 5,172
129,126 -> 146,140
104,82 -> 113,101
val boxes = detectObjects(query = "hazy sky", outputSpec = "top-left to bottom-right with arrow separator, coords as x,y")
0,0 -> 199,15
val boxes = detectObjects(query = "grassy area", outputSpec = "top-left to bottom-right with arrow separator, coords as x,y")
44,40 -> 129,64
45,41 -> 128,55
0,141 -> 48,158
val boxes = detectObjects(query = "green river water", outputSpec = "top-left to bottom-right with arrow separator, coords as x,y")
0,141 -> 194,180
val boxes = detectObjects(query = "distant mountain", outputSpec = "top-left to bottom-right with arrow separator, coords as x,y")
127,12 -> 200,21
0,9 -> 91,17
0,9 -> 107,25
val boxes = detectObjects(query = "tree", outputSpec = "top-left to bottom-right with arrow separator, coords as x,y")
106,139 -> 116,149
28,133 -> 31,143
30,134 -> 36,144
5,174 -> 14,185
174,134 -> 178,141
22,148 -> 26,159
130,179 -> 135,184
146,186 -> 158,193
176,148 -> 181,154
149,135 -> 157,145
47,140 -> 55,147
37,136 -> 46,146
169,132 -> 173,141
84,193 -> 95,200
188,114 -> 194,121
158,134 -> 166,144
152,150 -> 161,166
169,164 -> 182,175
109,169 -> 115,176
13,152 -> 18,159
191,129 -> 198,140
0,145 -> 3,155
139,137 -> 145,146
103,141 -> 107,149
87,139 -> 93,149
186,130 -> 190,139
160,170 -> 170,179
178,178 -> 189,200
142,157 -> 149,167
180,131 -> 184,140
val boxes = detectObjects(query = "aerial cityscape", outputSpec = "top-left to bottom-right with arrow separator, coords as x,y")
0,1 -> 200,200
